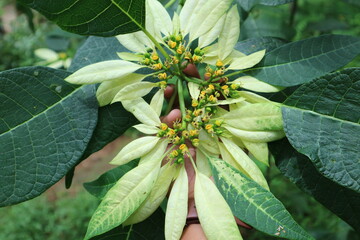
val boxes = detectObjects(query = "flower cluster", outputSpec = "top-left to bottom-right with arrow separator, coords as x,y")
66,0 -> 285,239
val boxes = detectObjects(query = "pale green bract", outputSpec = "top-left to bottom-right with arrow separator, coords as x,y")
165,166 -> 188,240
195,171 -> 243,240
64,0 -> 294,239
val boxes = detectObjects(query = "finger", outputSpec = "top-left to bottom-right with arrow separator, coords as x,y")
182,63 -> 201,79
235,217 -> 253,229
160,109 -> 181,127
164,85 -> 175,99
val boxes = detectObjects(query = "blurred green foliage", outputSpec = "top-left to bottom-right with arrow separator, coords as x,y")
0,192 -> 99,240
0,5 -> 83,71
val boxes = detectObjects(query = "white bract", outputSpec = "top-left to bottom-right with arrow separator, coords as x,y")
35,48 -> 71,69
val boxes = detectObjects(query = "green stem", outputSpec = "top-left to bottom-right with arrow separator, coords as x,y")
165,81 -> 178,115
142,28 -> 170,59
177,79 -> 187,129
177,0 -> 186,14
218,68 -> 253,80
184,76 -> 204,85
125,225 -> 133,240
188,151 -> 198,173
165,0 -> 177,8
110,0 -> 170,60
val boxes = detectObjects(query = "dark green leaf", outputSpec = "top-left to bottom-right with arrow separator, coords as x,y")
270,138 -> 360,232
247,35 -> 360,87
235,37 -> 286,55
90,207 -> 165,240
208,157 -> 314,240
282,68 -> 360,193
84,161 -> 138,199
0,67 -> 98,207
238,0 -> 293,11
18,0 -> 146,37
241,6 -> 295,41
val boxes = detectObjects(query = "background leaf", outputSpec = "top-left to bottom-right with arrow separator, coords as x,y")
0,67 -> 98,207
282,68 -> 360,193
247,35 -> 360,87
238,0 -> 293,11
270,138 -> 360,233
18,0 -> 146,37
235,36 -> 286,55
90,208 -> 165,240
241,6 -> 295,41
84,161 -> 138,199
209,157 -> 314,240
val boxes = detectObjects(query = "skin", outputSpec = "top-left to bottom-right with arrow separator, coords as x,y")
161,64 -> 251,239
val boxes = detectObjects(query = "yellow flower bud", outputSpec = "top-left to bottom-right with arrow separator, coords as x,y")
167,129 -> 176,137
184,52 -> 192,60
153,63 -> 163,70
215,69 -> 224,76
205,124 -> 214,131
192,55 -> 202,63
192,99 -> 199,107
142,58 -> 151,65
176,48 -> 183,55
189,129 -> 199,137
179,144 -> 188,153
58,52 -> 67,59
193,109 -> 204,117
202,114 -> 211,122
168,40 -> 177,49
160,123 -> 168,131
215,120 -> 223,127
231,83 -> 238,90
151,53 -> 159,61
204,72 -> 212,79
216,60 -> 224,68
158,81 -> 167,89
170,150 -> 179,158
185,114 -> 192,122
191,138 -> 200,147
158,72 -> 167,80
182,130 -> 189,138
172,56 -> 179,64
175,35 -> 182,42
172,136 -> 181,144
207,95 -> 217,103
192,121 -> 200,128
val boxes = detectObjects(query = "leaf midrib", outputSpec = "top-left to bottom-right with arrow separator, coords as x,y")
251,37 -> 359,71
0,84 -> 81,137
111,0 -> 145,32
283,106 -> 360,126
